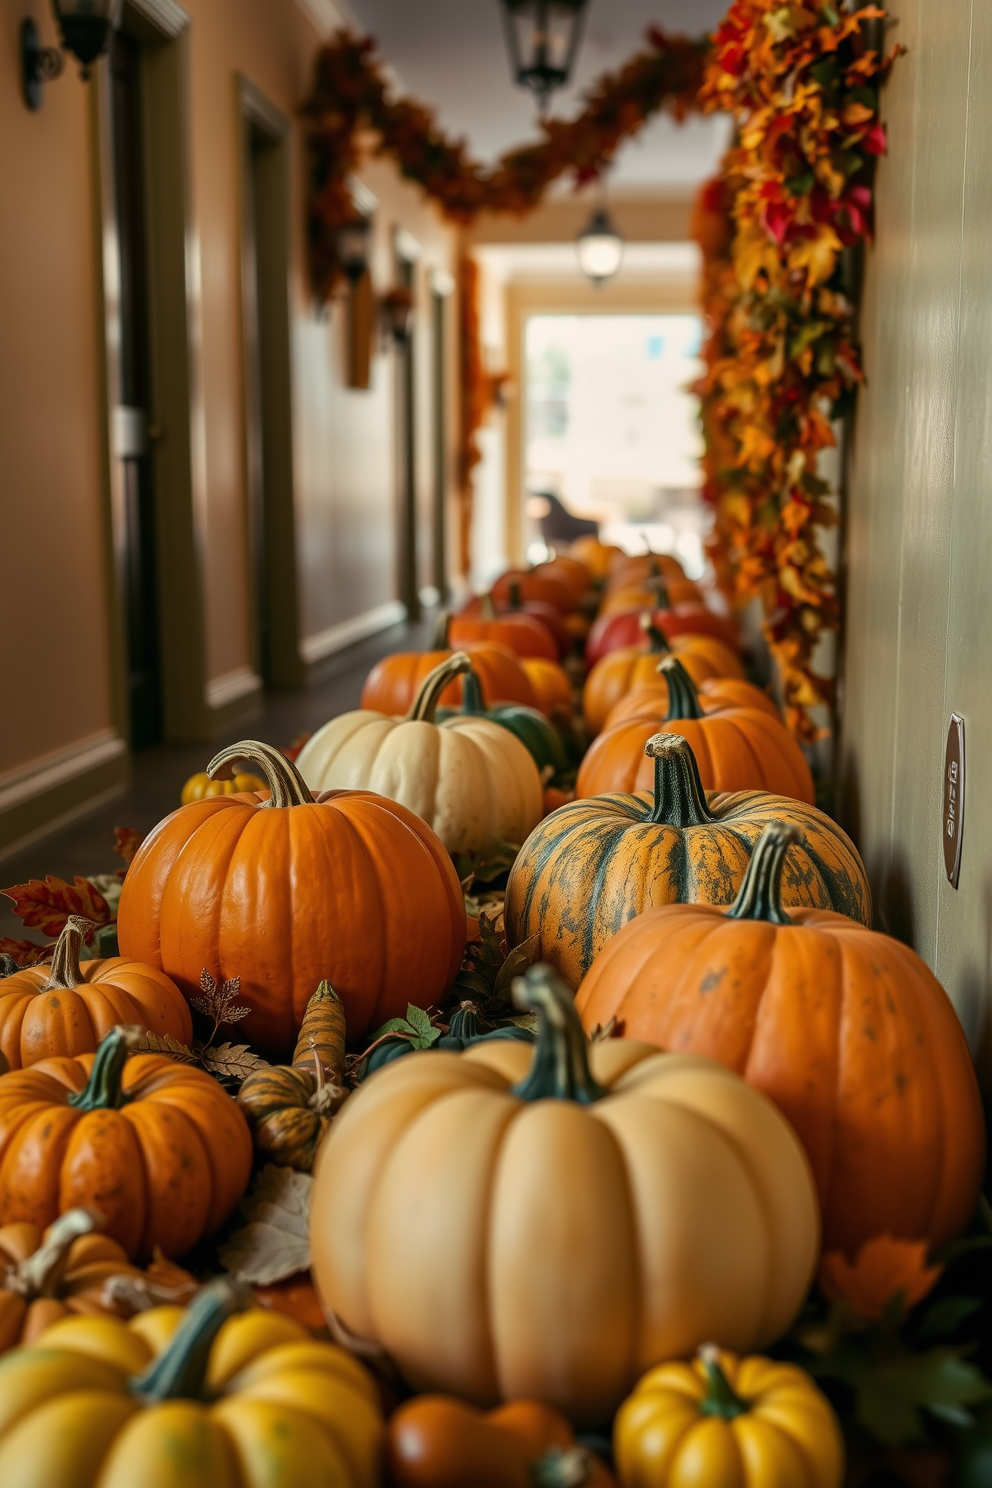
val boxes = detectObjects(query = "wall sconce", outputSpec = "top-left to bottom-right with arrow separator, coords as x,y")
21,0 -> 121,111
576,206 -> 623,286
338,215 -> 373,286
381,286 -> 414,348
499,0 -> 588,115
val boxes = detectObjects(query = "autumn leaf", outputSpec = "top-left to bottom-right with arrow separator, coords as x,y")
191,969 -> 251,1038
819,1236 -> 944,1322
113,826 -> 144,876
219,1166 -> 312,1286
198,1042 -> 269,1083
0,937 -> 53,969
128,1031 -> 197,1064
1,876 -> 113,940
788,224 -> 843,286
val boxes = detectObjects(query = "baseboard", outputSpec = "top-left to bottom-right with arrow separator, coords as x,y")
300,601 -> 407,670
0,731 -> 130,862
205,667 -> 264,737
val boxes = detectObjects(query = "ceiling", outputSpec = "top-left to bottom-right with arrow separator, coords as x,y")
338,0 -> 732,192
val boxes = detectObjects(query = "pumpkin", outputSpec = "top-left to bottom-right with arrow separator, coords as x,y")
600,574 -> 703,614
0,915 -> 192,1069
295,654 -> 543,858
0,1276 -> 384,1488
388,1395 -> 616,1488
532,555 -> 592,605
603,674 -> 777,732
504,733 -> 870,987
181,770 -> 265,805
613,1345 -> 844,1488
310,964 -> 819,1427
436,668 -> 568,779
576,659 -> 816,804
237,1055 -> 342,1173
492,568 -> 574,613
449,595 -> 558,662
566,536 -> 626,579
604,552 -> 686,590
461,584 -> 570,656
0,1208 -> 195,1354
361,614 -> 538,713
583,619 -> 745,734
0,1026 -> 252,1259
358,1001 -> 535,1079
522,656 -> 573,716
586,584 -> 739,665
576,820 -> 986,1253
118,741 -> 466,1052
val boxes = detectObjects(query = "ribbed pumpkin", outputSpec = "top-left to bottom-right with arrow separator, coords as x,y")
181,770 -> 265,805
296,655 -> 543,857
599,574 -> 703,614
311,966 -> 819,1428
586,584 -> 739,665
566,536 -> 626,579
532,555 -> 592,605
504,733 -> 870,988
449,595 -> 558,662
604,674 -> 777,731
361,615 -> 537,713
118,742 -> 466,1052
436,669 -> 568,779
0,1278 -> 384,1488
603,552 -> 686,590
583,619 -> 746,734
576,820 -> 986,1253
491,568 -> 574,613
0,1208 -> 196,1354
521,657 -> 572,717
0,917 -> 192,1070
461,584 -> 569,655
0,1027 -> 252,1259
577,659 -> 815,804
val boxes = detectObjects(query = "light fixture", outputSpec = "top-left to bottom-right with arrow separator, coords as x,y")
499,0 -> 588,115
337,215 -> 373,286
576,206 -> 623,285
381,286 -> 414,347
21,0 -> 121,111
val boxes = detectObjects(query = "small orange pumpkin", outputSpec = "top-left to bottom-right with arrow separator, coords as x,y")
583,619 -> 745,734
599,573 -> 703,613
604,552 -> 686,591
491,568 -> 574,613
603,674 -> 777,731
577,658 -> 815,804
521,657 -> 572,717
532,555 -> 592,605
0,916 -> 192,1069
361,615 -> 537,713
449,595 -> 558,661
566,536 -> 626,579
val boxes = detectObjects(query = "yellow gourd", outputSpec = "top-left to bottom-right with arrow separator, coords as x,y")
181,770 -> 265,805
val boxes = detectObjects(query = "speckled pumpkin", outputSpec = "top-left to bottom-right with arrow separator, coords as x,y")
504,733 -> 870,988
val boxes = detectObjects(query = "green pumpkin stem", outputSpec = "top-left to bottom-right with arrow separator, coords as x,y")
639,612 -> 672,655
531,1445 -> 595,1487
44,916 -> 94,991
698,1344 -> 750,1421
647,575 -> 671,609
660,657 -> 705,722
207,741 -> 311,809
130,1277 -> 252,1404
447,1002 -> 482,1040
726,821 -> 802,926
643,734 -> 715,828
432,610 -> 453,648
67,1026 -> 137,1112
407,652 -> 473,722
511,966 -> 607,1105
457,669 -> 487,716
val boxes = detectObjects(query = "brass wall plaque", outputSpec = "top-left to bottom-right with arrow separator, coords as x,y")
942,714 -> 965,889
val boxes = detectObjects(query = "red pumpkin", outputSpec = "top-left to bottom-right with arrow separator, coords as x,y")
583,618 -> 746,734
449,597 -> 558,661
587,584 -> 739,665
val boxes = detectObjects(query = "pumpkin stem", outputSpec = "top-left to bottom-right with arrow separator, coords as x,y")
130,1277 -> 252,1403
432,610 -> 453,648
660,657 -> 705,721
67,1025 -> 138,1112
5,1207 -> 103,1300
531,1446 -> 595,1487
44,916 -> 94,991
480,592 -> 499,621
447,1001 -> 482,1040
639,612 -> 672,655
206,741 -> 312,810
698,1344 -> 750,1421
647,575 -> 670,609
726,821 -> 803,926
456,669 -> 487,716
507,579 -> 523,610
407,652 -> 473,722
511,965 -> 607,1105
643,734 -> 715,828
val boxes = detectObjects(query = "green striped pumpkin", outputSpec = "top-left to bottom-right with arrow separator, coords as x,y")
504,732 -> 871,989
436,668 -> 568,778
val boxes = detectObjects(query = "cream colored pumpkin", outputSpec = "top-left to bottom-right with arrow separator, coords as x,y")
310,966 -> 820,1428
296,654 -> 543,856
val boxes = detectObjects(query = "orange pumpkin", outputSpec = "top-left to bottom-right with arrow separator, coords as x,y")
461,585 -> 569,655
532,555 -> 591,604
567,536 -> 626,579
449,597 -> 557,661
599,574 -> 703,613
604,552 -> 686,591
577,659 -> 815,804
0,917 -> 192,1070
521,657 -> 572,717
583,619 -> 746,734
505,732 -> 870,988
361,615 -> 537,713
0,1027 -> 253,1259
576,820 -> 987,1254
117,741 -> 466,1053
603,675 -> 778,731
491,568 -> 574,613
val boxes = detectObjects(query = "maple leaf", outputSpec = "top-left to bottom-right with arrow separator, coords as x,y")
1,876 -> 113,940
0,937 -> 54,969
113,827 -> 144,877
788,224 -> 843,286
219,1166 -> 312,1286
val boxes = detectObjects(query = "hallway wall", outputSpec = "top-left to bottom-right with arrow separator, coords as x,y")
839,0 -> 992,1080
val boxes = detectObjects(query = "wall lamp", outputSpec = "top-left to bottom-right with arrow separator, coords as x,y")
21,0 -> 122,112
381,286 -> 414,348
576,206 -> 624,286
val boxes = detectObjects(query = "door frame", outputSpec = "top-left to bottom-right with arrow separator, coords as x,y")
394,226 -> 421,620
430,268 -> 455,603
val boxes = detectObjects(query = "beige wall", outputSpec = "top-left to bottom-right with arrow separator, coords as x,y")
839,0 -> 992,1076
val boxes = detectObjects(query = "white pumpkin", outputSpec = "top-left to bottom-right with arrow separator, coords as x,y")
297,653 -> 543,856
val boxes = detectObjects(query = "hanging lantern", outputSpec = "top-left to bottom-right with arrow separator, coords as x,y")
499,0 -> 588,114
576,207 -> 623,285
337,216 -> 373,285
51,0 -> 121,71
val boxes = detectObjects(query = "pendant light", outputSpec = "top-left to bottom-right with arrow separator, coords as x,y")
499,0 -> 588,115
576,207 -> 623,285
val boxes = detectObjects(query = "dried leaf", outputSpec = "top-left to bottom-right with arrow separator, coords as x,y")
198,1042 -> 269,1082
113,826 -> 145,874
86,874 -> 123,920
0,937 -> 53,969
219,1165 -> 312,1285
0,876 -> 113,940
191,969 -> 251,1026
128,1031 -> 197,1063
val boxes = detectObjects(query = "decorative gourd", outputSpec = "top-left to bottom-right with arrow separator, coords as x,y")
388,1396 -> 616,1488
614,1346 -> 844,1488
504,733 -> 870,987
449,595 -> 558,662
0,1277 -> 384,1487
491,568 -> 574,613
436,670 -> 568,778
292,980 -> 347,1084
604,552 -> 686,590
310,965 -> 819,1427
603,673 -> 777,732
583,619 -> 745,734
576,820 -> 986,1253
0,1208 -> 195,1354
361,614 -> 537,713
521,656 -> 572,717
359,1001 -> 535,1078
0,916 -> 192,1070
118,742 -> 466,1052
181,770 -> 265,805
0,1027 -> 253,1259
586,580 -> 739,665
237,1051 -> 343,1173
576,659 -> 815,804
567,536 -> 626,579
296,655 -> 543,858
